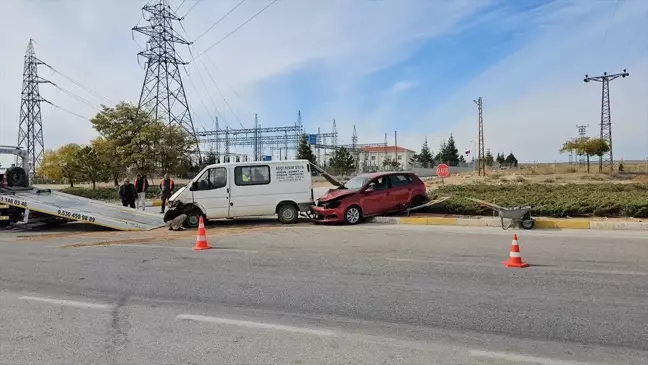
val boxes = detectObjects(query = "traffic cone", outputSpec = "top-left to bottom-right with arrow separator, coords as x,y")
503,234 -> 529,268
192,216 -> 211,251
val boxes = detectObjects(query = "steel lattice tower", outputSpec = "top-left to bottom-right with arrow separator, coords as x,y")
584,70 -> 629,171
575,124 -> 588,165
17,39 -> 51,176
132,0 -> 198,150
473,97 -> 485,176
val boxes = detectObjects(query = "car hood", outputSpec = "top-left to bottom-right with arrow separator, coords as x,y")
318,188 -> 357,202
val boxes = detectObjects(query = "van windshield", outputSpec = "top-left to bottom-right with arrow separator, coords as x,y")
340,176 -> 368,191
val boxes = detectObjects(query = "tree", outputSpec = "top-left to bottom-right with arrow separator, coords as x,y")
91,137 -> 126,187
296,134 -> 317,164
458,155 -> 466,163
485,149 -> 494,167
147,122 -> 196,174
382,157 -> 401,170
496,153 -> 505,165
505,153 -> 518,167
328,147 -> 355,176
445,134 -> 460,166
412,138 -> 434,167
585,138 -> 610,173
560,137 -> 609,174
38,149 -> 64,182
38,144 -> 84,187
75,145 -> 110,190
435,140 -> 447,163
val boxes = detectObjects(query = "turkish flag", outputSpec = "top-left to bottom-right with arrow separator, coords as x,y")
465,150 -> 471,155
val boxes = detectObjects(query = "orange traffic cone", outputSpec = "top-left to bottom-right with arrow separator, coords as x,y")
503,234 -> 528,268
192,216 -> 211,251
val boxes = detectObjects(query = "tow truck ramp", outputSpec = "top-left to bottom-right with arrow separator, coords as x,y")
0,188 -> 165,231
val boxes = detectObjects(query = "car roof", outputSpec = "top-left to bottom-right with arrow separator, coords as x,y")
356,171 -> 414,179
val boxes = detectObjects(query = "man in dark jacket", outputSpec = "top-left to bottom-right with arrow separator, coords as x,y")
134,174 -> 149,211
119,178 -> 137,209
159,173 -> 175,214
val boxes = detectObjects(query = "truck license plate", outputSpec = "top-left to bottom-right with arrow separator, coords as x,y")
0,216 -> 9,221
0,205 -> 9,209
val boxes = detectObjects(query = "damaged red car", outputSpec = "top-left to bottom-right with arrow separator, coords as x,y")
311,172 -> 428,224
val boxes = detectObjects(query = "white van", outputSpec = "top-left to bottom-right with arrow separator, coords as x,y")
165,159 -> 316,228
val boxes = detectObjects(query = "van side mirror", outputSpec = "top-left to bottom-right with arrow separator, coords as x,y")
190,181 -> 198,191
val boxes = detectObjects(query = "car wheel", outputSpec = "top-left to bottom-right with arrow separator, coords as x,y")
183,207 -> 203,228
278,204 -> 299,224
344,205 -> 362,225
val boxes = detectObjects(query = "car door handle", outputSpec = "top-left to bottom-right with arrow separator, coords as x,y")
230,202 -> 233,206
386,192 -> 391,196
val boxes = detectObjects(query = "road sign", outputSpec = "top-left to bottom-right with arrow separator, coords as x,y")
263,155 -> 272,161
307,134 -> 317,145
436,163 -> 450,178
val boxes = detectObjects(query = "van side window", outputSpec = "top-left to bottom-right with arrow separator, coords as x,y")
235,165 -> 270,186
194,167 -> 227,191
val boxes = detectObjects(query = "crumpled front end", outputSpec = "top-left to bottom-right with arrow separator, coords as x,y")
310,198 -> 345,223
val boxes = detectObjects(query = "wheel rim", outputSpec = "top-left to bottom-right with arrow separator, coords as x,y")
282,208 -> 295,221
346,207 -> 360,223
188,215 -> 199,226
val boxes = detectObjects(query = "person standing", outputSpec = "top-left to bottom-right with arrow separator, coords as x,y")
159,173 -> 175,214
135,174 -> 149,211
119,178 -> 137,209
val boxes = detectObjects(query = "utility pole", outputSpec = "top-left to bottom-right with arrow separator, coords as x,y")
132,0 -> 200,159
584,69 -> 629,171
473,97 -> 485,176
352,125 -> 358,172
17,39 -> 52,177
394,130 -> 398,166
214,116 -> 220,161
575,124 -> 588,165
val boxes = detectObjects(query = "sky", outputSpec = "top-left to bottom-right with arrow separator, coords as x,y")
0,0 -> 647,168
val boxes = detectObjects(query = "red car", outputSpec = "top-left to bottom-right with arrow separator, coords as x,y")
311,172 -> 428,224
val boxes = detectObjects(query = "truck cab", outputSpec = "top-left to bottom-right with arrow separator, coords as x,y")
166,159 -> 315,228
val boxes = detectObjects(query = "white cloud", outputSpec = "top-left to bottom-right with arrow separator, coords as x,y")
391,81 -> 417,93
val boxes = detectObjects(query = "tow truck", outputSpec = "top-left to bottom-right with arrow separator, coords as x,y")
0,145 -> 164,231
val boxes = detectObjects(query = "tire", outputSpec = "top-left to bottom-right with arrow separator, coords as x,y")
343,205 -> 362,225
6,167 -> 28,187
183,207 -> 203,228
521,219 -> 535,230
278,204 -> 299,224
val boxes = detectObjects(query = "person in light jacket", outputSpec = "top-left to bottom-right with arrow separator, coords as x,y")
134,174 -> 149,211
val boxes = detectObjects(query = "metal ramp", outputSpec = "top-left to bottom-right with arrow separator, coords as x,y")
0,188 -> 165,231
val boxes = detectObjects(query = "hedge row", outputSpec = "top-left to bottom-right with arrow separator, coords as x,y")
429,183 -> 648,218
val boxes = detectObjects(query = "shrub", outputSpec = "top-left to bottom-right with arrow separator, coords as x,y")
429,183 -> 648,218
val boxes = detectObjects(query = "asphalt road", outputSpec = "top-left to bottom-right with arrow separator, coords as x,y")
1,223 -> 647,364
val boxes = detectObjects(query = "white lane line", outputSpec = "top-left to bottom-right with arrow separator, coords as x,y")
176,314 -> 336,337
469,350 -> 592,365
19,296 -> 113,310
386,258 -> 648,276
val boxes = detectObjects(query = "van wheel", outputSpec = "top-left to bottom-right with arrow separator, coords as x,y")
183,207 -> 203,228
344,205 -> 362,225
278,204 -> 299,224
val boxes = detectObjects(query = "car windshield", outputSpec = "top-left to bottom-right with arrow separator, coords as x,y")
341,176 -> 369,190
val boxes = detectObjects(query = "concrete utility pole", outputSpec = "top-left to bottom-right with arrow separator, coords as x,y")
473,97 -> 485,176
583,70 -> 629,171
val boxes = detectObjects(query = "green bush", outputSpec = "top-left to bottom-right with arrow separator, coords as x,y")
429,183 -> 648,218
61,186 -> 184,201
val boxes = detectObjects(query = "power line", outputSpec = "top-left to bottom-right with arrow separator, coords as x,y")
174,0 -> 187,12
181,0 -> 203,18
192,0 -> 280,61
45,101 -> 90,120
54,85 -> 98,109
602,0 -> 621,45
192,0 -> 247,43
42,64 -> 113,104
199,59 -> 244,128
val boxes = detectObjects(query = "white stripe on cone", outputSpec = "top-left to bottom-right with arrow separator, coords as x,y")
509,252 -> 521,258
197,235 -> 207,241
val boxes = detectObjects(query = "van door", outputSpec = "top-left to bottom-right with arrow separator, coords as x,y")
190,166 -> 230,219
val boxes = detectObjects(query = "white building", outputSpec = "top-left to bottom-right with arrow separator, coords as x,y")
357,146 -> 416,171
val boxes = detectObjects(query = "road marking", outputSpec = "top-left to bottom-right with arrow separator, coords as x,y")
469,350 -> 592,365
19,296 -> 113,310
386,258 -> 648,276
176,314 -> 336,337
